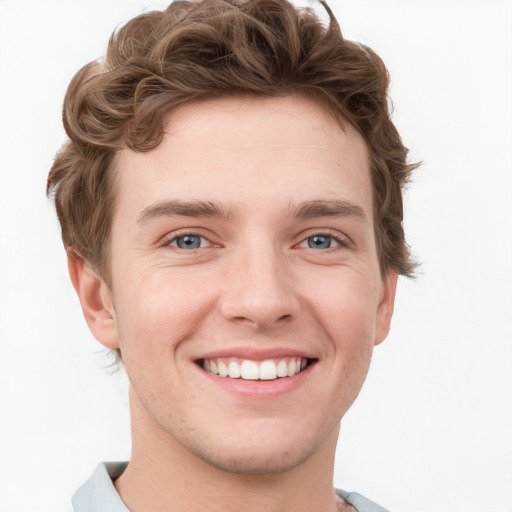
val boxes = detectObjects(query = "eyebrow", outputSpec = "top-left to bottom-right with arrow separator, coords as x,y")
137,198 -> 368,225
137,200 -> 233,224
289,200 -> 368,224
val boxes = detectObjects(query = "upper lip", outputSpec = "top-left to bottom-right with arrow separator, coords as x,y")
196,347 -> 317,361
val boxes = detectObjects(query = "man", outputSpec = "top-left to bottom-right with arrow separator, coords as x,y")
47,1 -> 416,510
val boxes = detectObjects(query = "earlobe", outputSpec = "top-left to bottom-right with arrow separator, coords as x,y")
374,269 -> 399,346
67,253 -> 120,349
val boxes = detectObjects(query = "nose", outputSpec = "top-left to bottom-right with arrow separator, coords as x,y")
219,244 -> 300,329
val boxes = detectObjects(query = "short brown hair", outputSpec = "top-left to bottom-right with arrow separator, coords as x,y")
47,0 -> 417,282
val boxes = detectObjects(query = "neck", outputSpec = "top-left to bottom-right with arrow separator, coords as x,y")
115,388 -> 342,512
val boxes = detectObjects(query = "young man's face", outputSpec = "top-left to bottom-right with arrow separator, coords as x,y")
83,95 -> 396,473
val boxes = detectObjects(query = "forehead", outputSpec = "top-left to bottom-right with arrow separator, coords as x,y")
113,95 -> 372,219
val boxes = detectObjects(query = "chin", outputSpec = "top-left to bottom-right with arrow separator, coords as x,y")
186,438 -> 319,475
170,417 -> 340,475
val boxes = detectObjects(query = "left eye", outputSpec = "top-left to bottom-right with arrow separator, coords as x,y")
169,234 -> 207,250
303,234 -> 339,250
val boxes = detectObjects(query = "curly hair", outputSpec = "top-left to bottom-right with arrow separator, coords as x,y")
47,0 -> 417,283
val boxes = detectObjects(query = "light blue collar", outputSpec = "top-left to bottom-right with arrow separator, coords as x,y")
72,462 -> 129,512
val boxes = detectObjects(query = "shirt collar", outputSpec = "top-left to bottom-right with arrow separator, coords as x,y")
72,462 -> 129,512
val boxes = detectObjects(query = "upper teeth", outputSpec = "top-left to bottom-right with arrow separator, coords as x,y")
203,357 -> 307,380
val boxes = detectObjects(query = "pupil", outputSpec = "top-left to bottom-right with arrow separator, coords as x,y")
308,235 -> 331,249
177,235 -> 201,249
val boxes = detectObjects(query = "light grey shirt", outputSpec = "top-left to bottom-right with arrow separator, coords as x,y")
72,462 -> 389,512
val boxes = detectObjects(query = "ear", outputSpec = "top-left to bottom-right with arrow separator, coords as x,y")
67,253 -> 120,350
374,269 -> 398,346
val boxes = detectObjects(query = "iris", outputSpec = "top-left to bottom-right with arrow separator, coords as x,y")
307,235 -> 332,249
175,235 -> 202,249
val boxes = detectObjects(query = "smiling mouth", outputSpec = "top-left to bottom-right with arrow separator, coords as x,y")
198,357 -> 316,381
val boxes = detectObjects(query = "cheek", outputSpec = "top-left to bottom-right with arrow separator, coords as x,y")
306,269 -> 379,346
113,271 -> 217,356
304,279 -> 377,420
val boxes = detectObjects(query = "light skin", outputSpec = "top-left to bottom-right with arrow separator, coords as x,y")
70,95 -> 397,512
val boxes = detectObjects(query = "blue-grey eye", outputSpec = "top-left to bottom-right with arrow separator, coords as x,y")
174,235 -> 203,249
307,235 -> 332,249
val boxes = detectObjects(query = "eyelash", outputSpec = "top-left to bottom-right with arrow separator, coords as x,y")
297,230 -> 351,251
161,229 -> 351,252
163,232 -> 212,250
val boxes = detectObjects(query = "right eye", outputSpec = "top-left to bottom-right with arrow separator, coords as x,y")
168,234 -> 208,250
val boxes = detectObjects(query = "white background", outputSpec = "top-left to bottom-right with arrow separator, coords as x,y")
0,1 -> 510,511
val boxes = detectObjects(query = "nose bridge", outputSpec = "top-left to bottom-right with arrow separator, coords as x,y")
220,237 -> 298,328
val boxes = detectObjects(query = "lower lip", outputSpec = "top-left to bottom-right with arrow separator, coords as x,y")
196,363 -> 314,398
